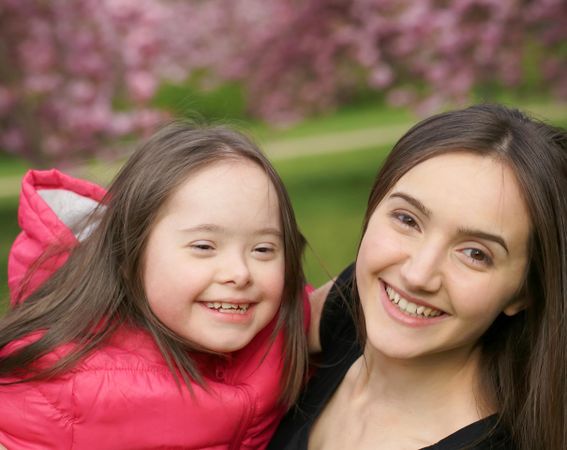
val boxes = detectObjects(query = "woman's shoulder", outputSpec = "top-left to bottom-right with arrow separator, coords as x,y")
319,264 -> 358,356
268,265 -> 362,450
424,415 -> 515,450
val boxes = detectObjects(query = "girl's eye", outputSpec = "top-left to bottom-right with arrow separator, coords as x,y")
461,248 -> 493,267
253,245 -> 277,259
391,211 -> 420,230
190,242 -> 214,251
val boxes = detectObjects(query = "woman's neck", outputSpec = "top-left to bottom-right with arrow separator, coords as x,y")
348,344 -> 493,430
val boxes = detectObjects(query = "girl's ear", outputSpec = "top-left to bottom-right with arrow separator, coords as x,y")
503,296 -> 528,317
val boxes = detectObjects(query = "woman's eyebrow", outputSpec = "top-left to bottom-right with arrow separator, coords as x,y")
457,227 -> 509,254
389,191 -> 432,218
390,191 -> 509,254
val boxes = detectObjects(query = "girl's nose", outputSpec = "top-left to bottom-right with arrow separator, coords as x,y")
219,253 -> 252,288
399,241 -> 443,293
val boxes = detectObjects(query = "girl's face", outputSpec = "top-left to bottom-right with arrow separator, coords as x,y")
143,159 -> 285,353
356,152 -> 531,362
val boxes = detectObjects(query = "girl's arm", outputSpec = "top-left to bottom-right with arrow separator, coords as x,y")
0,381 -> 72,449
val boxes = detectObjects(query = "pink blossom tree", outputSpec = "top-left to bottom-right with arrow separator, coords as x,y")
0,0 -> 222,166
221,0 -> 567,121
1,0 -> 565,165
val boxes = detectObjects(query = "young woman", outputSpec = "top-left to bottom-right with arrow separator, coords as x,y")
269,104 -> 567,449
0,122 -> 309,449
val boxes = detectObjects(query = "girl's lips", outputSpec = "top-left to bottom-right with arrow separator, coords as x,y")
380,281 -> 449,327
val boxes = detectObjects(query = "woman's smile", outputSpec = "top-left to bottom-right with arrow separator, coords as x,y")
384,283 -> 445,318
356,152 -> 530,361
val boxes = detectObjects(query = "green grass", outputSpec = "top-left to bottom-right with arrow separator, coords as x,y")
0,197 -> 20,312
0,153 -> 29,177
275,144 -> 389,286
247,104 -> 416,142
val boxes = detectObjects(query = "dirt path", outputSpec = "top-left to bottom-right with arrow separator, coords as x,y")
1,102 -> 565,199
0,122 -> 411,199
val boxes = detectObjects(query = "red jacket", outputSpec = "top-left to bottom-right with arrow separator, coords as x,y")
1,169 -> 310,449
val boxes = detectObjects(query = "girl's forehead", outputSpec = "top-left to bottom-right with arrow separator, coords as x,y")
160,159 -> 281,225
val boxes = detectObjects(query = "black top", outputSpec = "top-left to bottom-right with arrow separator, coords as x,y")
268,265 -> 514,450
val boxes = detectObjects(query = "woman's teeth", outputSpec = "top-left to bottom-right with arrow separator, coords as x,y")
385,286 -> 442,318
206,302 -> 250,314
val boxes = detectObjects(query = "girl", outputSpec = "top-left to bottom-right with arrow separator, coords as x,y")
0,122 -> 309,449
269,104 -> 567,449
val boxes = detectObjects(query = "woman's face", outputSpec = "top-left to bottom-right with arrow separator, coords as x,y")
356,152 -> 531,361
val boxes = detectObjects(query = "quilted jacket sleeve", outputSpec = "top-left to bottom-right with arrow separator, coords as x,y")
7,169 -> 106,304
0,381 -> 74,449
0,335 -> 75,449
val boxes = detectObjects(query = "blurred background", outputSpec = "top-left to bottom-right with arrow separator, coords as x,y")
1,0 -> 566,312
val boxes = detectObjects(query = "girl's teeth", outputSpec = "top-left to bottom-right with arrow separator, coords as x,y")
385,286 -> 442,318
205,302 -> 250,314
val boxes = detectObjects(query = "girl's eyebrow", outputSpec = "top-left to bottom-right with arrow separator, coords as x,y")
389,191 -> 432,218
179,224 -> 282,238
389,191 -> 509,254
179,224 -> 222,233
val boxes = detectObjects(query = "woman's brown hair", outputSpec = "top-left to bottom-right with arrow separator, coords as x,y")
0,121 -> 308,407
355,104 -> 566,449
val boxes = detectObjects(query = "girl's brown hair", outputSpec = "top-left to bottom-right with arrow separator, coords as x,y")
0,122 -> 308,407
355,104 -> 566,449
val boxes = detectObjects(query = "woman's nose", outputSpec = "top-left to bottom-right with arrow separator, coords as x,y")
399,241 -> 443,293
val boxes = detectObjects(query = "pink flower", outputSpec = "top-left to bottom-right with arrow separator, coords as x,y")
127,71 -> 158,102
0,87 -> 16,117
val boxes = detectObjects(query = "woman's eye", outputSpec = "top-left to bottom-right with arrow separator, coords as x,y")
391,212 -> 420,230
462,248 -> 493,267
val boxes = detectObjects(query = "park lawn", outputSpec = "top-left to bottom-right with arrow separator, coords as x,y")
0,196 -> 20,312
0,99 -> 565,314
0,154 -> 28,177
275,144 -> 388,285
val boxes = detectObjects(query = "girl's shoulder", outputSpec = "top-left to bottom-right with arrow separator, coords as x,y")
0,324 -> 287,448
0,326 -> 169,377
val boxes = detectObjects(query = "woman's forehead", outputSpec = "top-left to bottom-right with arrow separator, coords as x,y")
388,152 -> 531,249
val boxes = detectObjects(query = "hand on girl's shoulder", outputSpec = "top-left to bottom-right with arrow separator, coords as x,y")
308,279 -> 336,353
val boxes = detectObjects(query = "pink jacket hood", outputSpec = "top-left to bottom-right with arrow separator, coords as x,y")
8,169 -> 106,303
